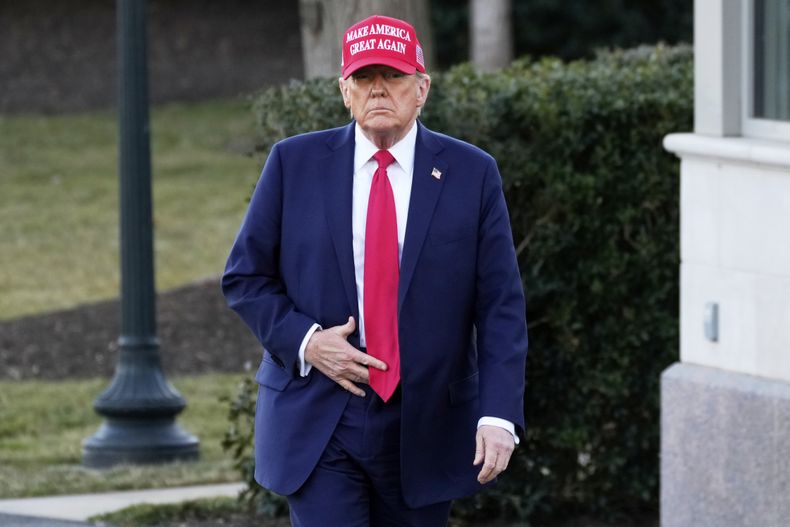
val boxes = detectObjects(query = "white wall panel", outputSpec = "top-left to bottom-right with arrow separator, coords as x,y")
682,262 -> 790,381
680,155 -> 790,276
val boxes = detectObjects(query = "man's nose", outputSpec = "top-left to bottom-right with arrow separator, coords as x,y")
370,74 -> 387,95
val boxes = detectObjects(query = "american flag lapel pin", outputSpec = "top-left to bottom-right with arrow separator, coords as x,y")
431,167 -> 442,180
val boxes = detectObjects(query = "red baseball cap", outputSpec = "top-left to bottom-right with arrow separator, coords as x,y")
341,15 -> 426,79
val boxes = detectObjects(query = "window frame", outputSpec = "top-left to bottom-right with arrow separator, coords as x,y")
741,0 -> 790,141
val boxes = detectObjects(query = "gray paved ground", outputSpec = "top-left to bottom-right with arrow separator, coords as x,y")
0,483 -> 246,525
0,514 -> 91,526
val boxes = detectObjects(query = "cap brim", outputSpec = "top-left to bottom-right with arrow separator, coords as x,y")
342,57 -> 417,79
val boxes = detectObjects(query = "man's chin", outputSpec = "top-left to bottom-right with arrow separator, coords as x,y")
360,119 -> 400,136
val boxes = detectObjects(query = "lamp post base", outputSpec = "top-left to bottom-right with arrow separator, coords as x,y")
82,417 -> 199,468
81,342 -> 201,469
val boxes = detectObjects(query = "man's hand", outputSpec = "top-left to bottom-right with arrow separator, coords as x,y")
473,425 -> 515,484
304,316 -> 387,397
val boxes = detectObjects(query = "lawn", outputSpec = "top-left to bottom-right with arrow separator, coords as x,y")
0,373 -> 247,498
0,99 -> 262,321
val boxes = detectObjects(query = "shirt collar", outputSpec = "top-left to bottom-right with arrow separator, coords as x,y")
353,121 -> 418,176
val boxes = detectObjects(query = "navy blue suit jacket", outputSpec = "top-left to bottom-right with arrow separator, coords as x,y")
222,120 -> 528,507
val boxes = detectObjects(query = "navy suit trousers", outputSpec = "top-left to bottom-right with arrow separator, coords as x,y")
287,384 -> 452,527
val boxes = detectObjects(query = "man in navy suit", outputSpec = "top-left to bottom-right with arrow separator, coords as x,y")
222,14 -> 528,527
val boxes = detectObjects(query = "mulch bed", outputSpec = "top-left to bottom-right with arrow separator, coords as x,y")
0,278 -> 261,381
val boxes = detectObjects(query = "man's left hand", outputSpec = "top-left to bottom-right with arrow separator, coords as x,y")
473,425 -> 515,484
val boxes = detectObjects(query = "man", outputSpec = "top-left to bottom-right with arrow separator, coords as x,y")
222,14 -> 528,527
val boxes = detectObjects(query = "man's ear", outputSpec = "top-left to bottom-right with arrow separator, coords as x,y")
338,77 -> 351,109
416,75 -> 431,109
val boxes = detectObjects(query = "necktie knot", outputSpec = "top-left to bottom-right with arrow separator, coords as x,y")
373,149 -> 395,170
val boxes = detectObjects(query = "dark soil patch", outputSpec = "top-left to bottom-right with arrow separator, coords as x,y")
0,278 -> 261,381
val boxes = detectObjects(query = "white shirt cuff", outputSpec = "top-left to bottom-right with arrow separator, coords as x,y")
297,323 -> 322,377
477,416 -> 519,445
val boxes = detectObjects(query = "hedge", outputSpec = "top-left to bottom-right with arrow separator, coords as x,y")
225,44 -> 692,525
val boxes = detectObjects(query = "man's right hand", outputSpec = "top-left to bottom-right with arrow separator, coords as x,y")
304,316 -> 387,397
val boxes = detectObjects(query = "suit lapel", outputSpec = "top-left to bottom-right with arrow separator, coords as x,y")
321,122 -> 359,322
399,122 -> 446,312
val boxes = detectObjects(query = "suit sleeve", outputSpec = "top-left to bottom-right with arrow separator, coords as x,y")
475,156 -> 529,433
221,144 -> 316,374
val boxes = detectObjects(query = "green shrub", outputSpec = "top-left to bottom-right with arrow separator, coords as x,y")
227,44 -> 691,524
221,377 -> 288,518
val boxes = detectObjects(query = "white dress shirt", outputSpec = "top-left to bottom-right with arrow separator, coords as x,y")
297,122 -> 517,443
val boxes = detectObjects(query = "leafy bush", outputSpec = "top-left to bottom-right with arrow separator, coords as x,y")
226,44 -> 692,524
221,377 -> 288,518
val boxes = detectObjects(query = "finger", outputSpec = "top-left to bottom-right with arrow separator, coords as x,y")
496,449 -> 512,473
342,363 -> 372,384
487,433 -> 513,475
336,316 -> 356,338
473,430 -> 484,465
490,443 -> 512,475
338,378 -> 365,397
478,459 -> 497,483
354,350 -> 388,371
477,447 -> 498,484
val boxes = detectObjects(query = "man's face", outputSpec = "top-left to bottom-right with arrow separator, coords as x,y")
339,65 -> 430,145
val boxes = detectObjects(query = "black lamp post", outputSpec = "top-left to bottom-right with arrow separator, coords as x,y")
82,0 -> 199,467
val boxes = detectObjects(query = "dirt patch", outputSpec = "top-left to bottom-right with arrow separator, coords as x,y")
0,278 -> 262,381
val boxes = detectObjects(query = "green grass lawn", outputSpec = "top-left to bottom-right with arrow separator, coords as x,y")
0,99 -> 261,320
0,373 -> 247,498
90,497 -> 253,526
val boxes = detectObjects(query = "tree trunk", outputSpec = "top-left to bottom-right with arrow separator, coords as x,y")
299,0 -> 434,79
470,0 -> 513,71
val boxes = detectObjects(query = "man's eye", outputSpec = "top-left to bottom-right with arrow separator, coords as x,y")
385,72 -> 404,80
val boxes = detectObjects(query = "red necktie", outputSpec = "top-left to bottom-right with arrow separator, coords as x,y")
364,150 -> 400,402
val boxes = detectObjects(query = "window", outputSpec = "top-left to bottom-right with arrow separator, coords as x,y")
743,0 -> 790,139
754,0 -> 790,120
